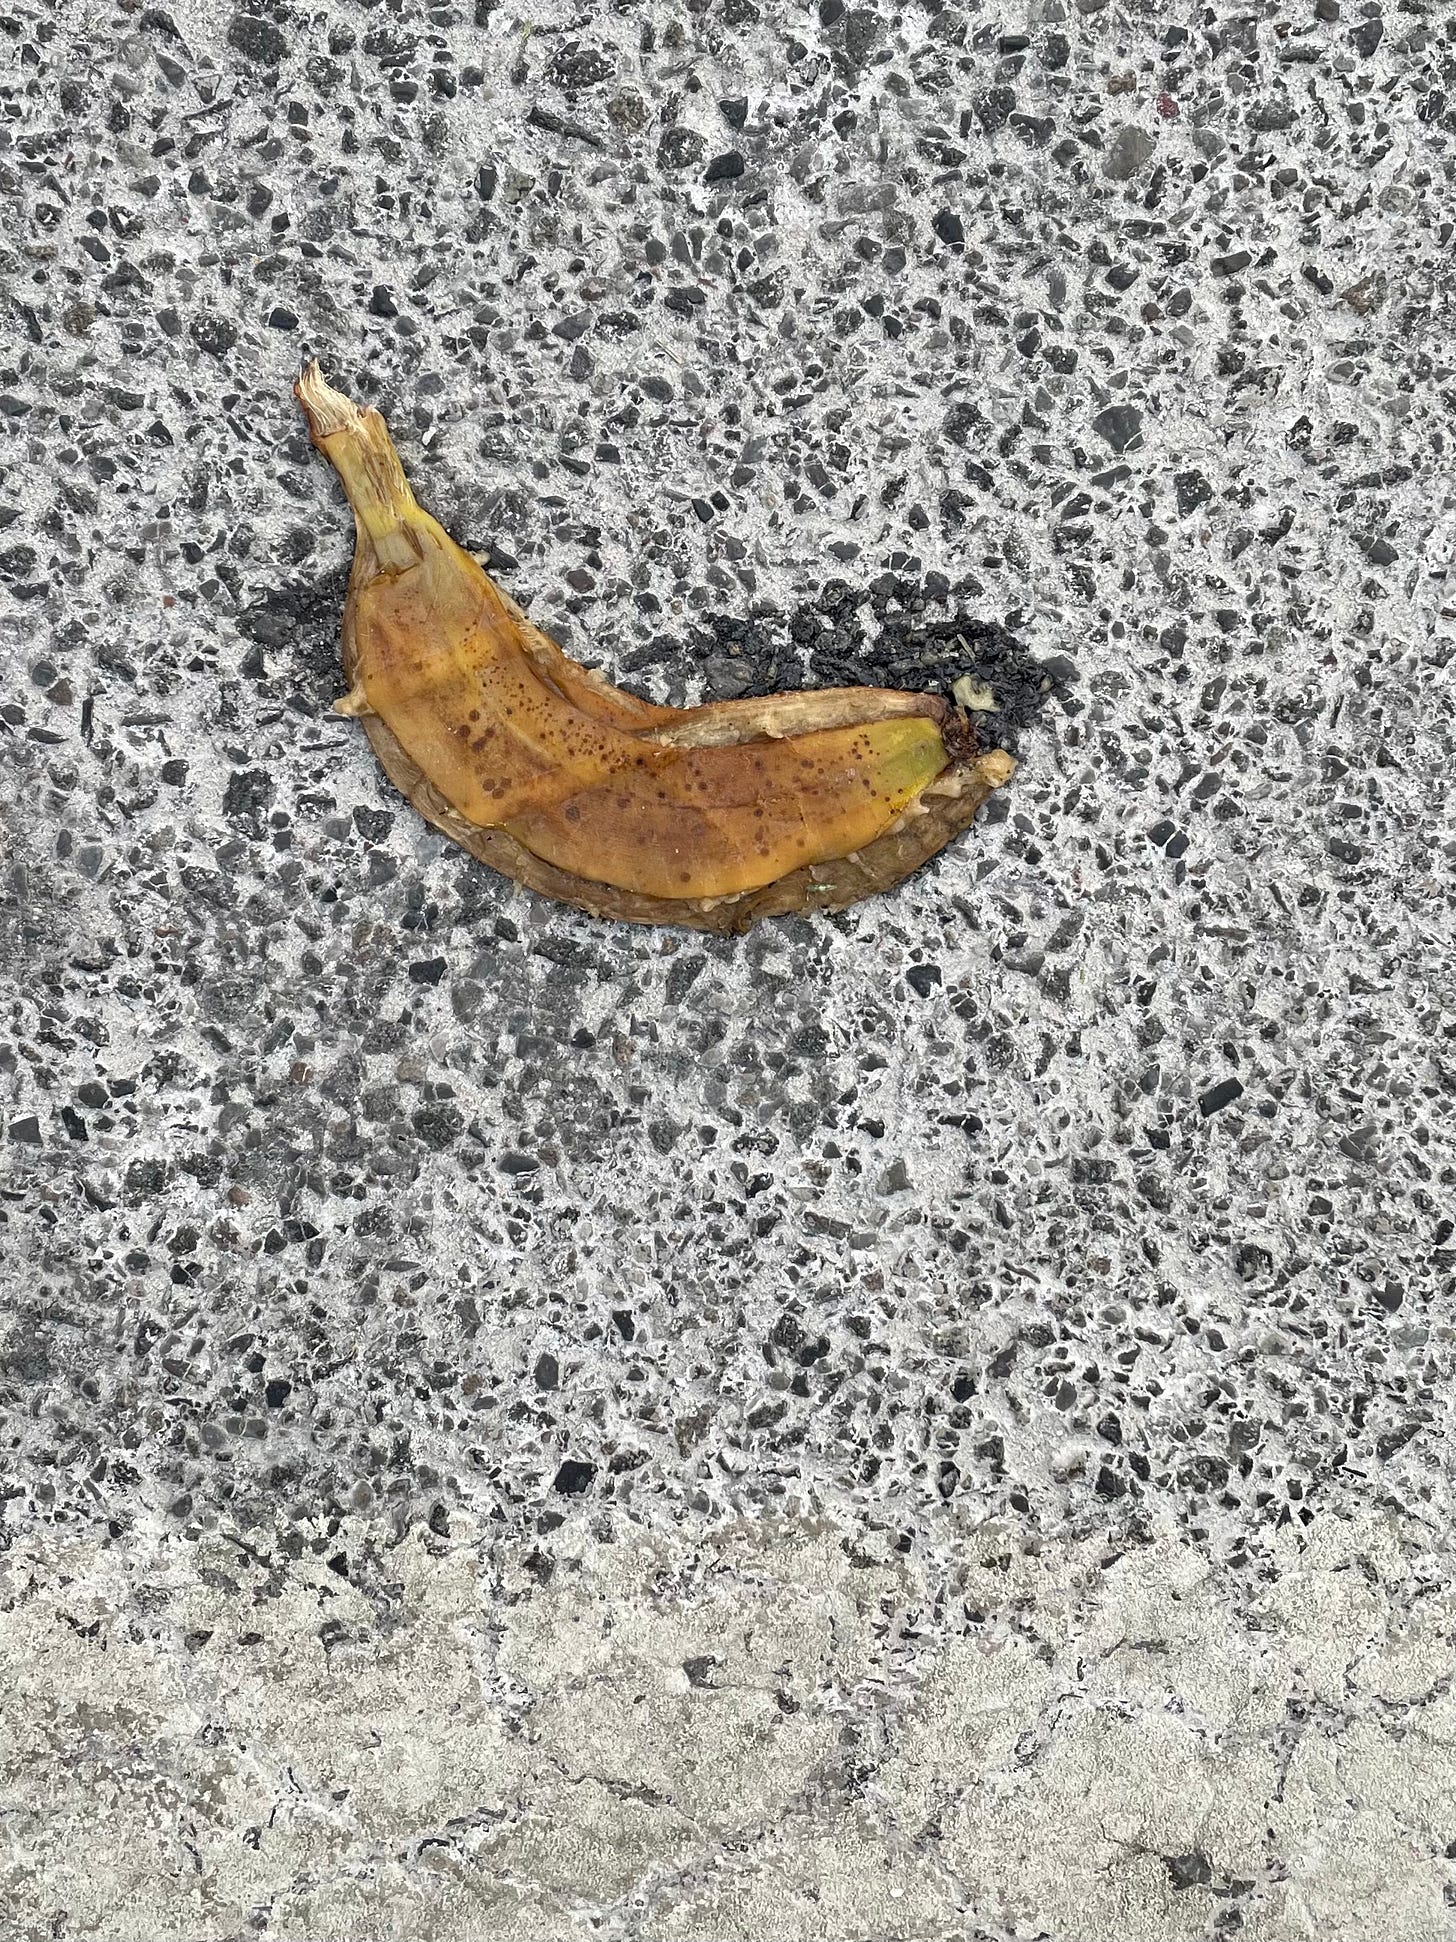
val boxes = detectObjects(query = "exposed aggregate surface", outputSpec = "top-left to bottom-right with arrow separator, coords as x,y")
2,0 -> 1455,1934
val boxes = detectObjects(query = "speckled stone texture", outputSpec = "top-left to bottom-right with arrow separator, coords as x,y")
2,0 -> 1454,1935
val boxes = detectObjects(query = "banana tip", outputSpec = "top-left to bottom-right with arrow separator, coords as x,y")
295,359 -> 362,443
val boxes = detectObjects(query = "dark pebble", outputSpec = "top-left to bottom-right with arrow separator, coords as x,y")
1247,101 -> 1296,132
526,104 -> 603,148
553,1459 -> 596,1495
976,86 -> 1016,133
1199,1078 -> 1245,1117
549,43 -> 613,93
1092,404 -> 1144,453
190,315 -> 239,355
414,1104 -> 464,1149
352,806 -> 393,841
227,12 -> 287,64
223,768 -> 275,831
704,150 -> 747,184
126,1158 -> 170,1198
1175,470 -> 1214,516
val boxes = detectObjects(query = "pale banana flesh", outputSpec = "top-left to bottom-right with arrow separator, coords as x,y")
295,363 -> 1014,914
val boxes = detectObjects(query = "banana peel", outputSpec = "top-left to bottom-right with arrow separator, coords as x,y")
294,362 -> 1015,934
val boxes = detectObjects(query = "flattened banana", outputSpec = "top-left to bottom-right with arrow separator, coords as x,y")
294,362 -> 1015,933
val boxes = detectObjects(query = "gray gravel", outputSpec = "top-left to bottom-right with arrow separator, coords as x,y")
3,0 -> 1455,1936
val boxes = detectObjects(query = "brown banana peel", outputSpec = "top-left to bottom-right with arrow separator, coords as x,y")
294,362 -> 1015,934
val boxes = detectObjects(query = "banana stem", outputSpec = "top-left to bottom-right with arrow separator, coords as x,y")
295,361 -> 421,572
